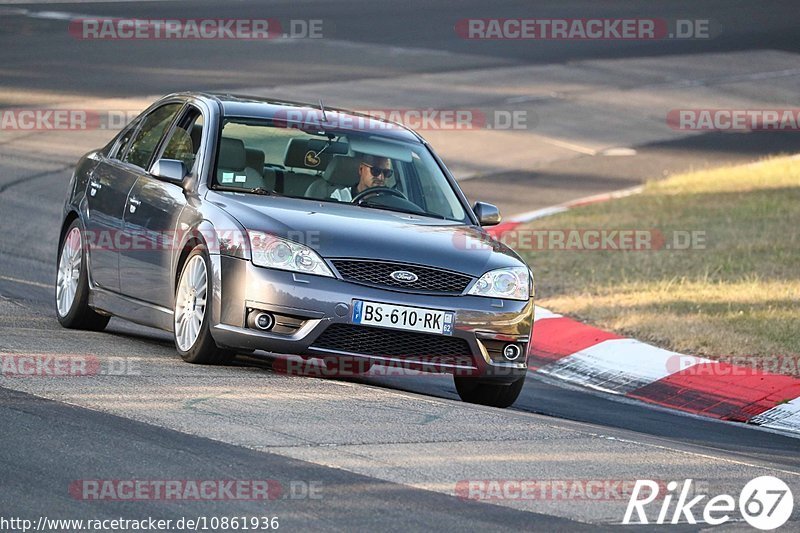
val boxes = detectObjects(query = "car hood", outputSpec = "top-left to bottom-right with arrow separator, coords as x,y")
208,192 -> 526,277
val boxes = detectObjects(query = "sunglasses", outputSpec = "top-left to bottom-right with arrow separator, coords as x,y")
361,162 -> 394,179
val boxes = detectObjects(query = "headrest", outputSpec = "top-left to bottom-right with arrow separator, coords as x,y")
323,155 -> 360,186
245,148 -> 265,171
218,137 -> 246,171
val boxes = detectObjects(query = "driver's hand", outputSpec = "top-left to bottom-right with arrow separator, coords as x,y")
353,184 -> 391,202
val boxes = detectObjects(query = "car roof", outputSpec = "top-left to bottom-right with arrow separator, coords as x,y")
171,92 -> 423,143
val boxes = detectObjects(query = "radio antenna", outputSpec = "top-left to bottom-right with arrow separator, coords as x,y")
319,99 -> 328,122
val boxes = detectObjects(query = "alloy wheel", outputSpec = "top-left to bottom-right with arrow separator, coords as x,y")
56,227 -> 82,317
174,255 -> 208,351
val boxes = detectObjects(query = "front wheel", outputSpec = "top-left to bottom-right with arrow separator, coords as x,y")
454,375 -> 525,408
55,220 -> 110,331
174,246 -> 233,365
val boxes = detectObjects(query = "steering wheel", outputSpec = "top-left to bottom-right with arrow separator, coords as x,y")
352,186 -> 408,205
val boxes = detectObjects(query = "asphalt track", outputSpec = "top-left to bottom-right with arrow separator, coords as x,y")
1,1 -> 799,530
2,386 -> 596,532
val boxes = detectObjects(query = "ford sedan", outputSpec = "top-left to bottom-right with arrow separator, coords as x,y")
56,93 -> 534,407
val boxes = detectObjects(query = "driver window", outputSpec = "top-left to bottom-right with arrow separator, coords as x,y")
407,154 -> 458,219
160,107 -> 204,172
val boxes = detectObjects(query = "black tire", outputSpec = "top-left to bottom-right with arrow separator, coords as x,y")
454,375 -> 525,408
174,245 -> 234,365
55,219 -> 110,331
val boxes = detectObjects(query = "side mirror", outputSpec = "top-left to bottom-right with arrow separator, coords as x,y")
473,202 -> 501,226
150,159 -> 188,184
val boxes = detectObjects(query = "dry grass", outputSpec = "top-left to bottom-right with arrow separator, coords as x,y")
517,156 -> 800,369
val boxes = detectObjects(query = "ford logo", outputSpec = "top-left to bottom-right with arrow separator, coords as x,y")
390,270 -> 418,283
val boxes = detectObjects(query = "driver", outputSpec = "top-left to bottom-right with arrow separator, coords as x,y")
331,154 -> 393,202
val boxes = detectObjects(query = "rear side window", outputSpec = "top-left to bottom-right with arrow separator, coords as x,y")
123,103 -> 183,169
109,122 -> 137,160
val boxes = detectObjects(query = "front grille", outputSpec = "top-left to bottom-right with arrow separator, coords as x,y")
331,260 -> 472,294
312,323 -> 473,362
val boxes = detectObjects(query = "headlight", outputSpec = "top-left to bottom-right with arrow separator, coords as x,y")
468,266 -> 531,301
247,231 -> 334,277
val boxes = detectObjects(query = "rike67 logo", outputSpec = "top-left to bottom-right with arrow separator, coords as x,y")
623,476 -> 794,529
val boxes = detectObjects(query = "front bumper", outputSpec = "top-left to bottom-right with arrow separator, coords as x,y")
210,256 -> 533,381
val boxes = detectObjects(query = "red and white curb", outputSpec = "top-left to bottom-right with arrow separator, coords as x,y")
529,307 -> 800,435
486,185 -> 800,436
486,185 -> 645,237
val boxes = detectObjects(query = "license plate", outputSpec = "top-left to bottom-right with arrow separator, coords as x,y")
352,300 -> 454,335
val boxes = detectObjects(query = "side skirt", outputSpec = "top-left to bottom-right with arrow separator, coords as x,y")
89,287 -> 174,332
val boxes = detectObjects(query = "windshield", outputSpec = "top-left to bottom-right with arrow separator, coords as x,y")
213,117 -> 469,223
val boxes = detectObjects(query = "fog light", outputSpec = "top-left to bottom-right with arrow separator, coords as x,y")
502,343 -> 522,361
247,310 -> 275,331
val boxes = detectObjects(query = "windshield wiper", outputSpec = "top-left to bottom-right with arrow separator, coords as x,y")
213,185 -> 280,196
357,202 -> 447,220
